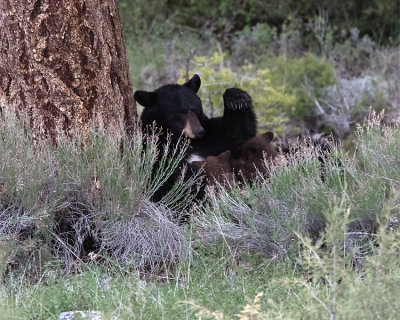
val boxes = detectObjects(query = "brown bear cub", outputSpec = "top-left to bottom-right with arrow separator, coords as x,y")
233,131 -> 278,182
192,150 -> 234,187
192,131 -> 278,188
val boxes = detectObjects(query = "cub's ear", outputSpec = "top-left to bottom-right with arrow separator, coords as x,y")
191,160 -> 206,171
218,150 -> 231,161
184,74 -> 201,93
134,90 -> 156,108
262,131 -> 274,142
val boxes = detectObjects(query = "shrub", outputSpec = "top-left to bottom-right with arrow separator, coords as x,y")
196,112 -> 400,263
271,53 -> 336,120
306,75 -> 390,138
120,0 -> 400,46
292,191 -> 400,319
179,51 -> 295,135
0,110 -> 195,278
232,23 -> 277,63
181,51 -> 336,135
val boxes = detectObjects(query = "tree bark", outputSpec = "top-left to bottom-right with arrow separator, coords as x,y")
0,0 -> 136,142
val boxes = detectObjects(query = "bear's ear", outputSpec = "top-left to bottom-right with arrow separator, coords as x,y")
134,90 -> 156,108
262,131 -> 274,142
184,74 -> 201,93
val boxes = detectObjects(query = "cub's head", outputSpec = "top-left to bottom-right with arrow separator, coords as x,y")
135,74 -> 205,139
240,131 -> 278,163
235,131 -> 278,182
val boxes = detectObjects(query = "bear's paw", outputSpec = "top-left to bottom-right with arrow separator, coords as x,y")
223,88 -> 252,111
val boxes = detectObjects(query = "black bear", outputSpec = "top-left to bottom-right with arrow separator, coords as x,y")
134,74 -> 256,202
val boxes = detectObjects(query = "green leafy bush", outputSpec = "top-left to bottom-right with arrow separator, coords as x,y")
180,52 -> 296,134
180,51 -> 336,135
271,53 -> 336,120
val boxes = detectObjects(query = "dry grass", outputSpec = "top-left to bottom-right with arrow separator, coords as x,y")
0,111 -> 195,278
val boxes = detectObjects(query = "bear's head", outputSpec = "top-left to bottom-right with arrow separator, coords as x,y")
192,150 -> 234,187
135,75 -> 205,139
235,131 -> 278,182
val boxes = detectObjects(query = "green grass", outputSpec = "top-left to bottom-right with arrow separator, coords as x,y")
3,224 -> 400,319
1,110 -> 400,319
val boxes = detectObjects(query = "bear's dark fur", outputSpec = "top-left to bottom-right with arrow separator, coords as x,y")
233,131 -> 278,182
134,74 -> 257,202
137,75 -> 206,147
189,87 -> 257,159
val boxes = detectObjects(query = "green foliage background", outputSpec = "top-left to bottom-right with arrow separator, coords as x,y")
120,0 -> 399,45
122,0 -> 399,138
177,51 -> 335,135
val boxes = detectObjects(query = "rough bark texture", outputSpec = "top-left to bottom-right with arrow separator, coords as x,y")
0,0 -> 136,141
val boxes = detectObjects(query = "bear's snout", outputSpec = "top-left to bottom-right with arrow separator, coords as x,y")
182,111 -> 204,139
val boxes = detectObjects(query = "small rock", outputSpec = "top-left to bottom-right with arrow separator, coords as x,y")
59,311 -> 102,320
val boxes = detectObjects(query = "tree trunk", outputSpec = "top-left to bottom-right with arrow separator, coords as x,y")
0,0 -> 136,142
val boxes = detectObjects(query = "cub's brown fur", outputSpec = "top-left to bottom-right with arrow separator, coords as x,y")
192,131 -> 277,188
192,150 -> 234,187
234,131 -> 278,182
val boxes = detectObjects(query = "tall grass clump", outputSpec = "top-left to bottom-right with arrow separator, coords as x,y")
196,112 -> 400,265
195,141 -> 341,260
280,189 -> 400,319
0,110 -> 195,278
